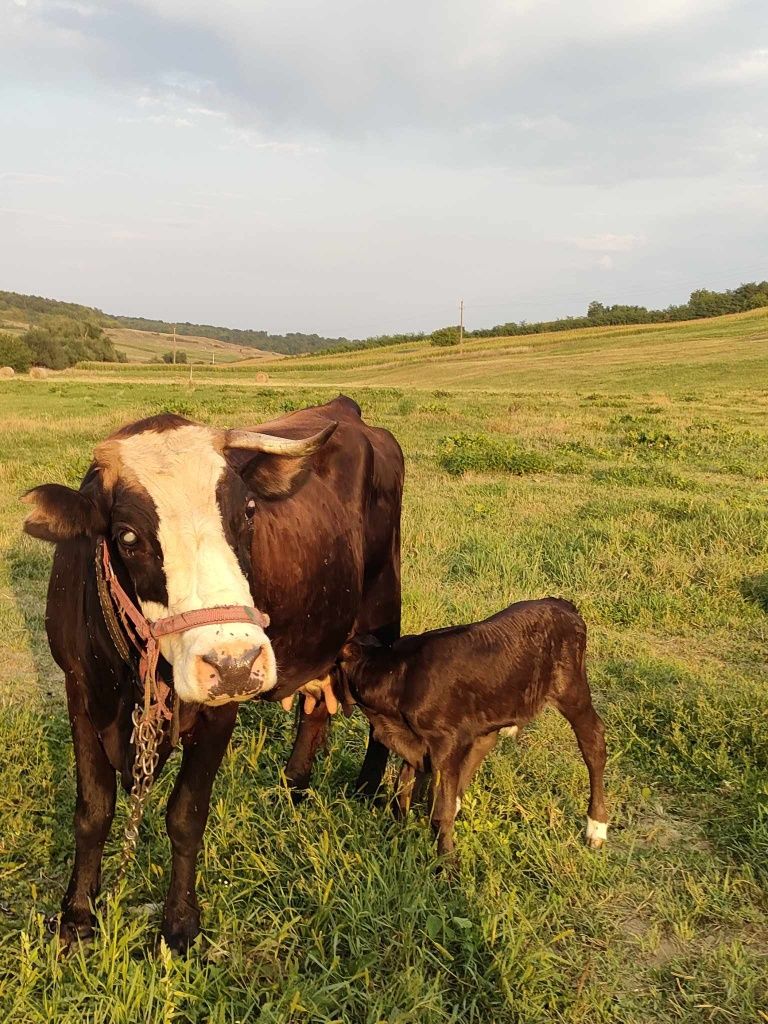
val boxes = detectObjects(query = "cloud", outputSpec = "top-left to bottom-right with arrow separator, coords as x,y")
1,0 -> 767,336
119,114 -> 194,127
0,172 -> 65,184
571,234 -> 645,252
3,0 -> 761,185
704,47 -> 768,82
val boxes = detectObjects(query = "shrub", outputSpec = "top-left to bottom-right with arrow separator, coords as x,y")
0,333 -> 32,372
430,326 -> 461,347
437,433 -> 550,476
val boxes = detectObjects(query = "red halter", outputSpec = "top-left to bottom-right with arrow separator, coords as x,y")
95,538 -> 270,737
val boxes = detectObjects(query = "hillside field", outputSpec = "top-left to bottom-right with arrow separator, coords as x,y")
104,327 -> 275,364
0,309 -> 766,1022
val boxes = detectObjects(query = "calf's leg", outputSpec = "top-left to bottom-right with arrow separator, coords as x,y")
557,690 -> 608,849
430,762 -> 461,861
455,733 -> 498,814
394,761 -> 416,818
60,673 -> 117,944
163,703 -> 238,952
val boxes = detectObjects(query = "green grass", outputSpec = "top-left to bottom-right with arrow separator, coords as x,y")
0,309 -> 767,1022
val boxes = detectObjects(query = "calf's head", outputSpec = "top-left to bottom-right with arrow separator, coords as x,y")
23,414 -> 336,705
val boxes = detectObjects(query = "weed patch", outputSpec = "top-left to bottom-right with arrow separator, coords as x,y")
437,433 -> 550,476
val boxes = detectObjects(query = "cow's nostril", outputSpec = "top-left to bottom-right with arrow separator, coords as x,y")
201,645 -> 263,693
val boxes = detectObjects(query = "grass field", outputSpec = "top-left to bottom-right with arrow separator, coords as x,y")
0,309 -> 767,1022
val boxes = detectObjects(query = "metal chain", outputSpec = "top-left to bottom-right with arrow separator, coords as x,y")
110,703 -> 162,891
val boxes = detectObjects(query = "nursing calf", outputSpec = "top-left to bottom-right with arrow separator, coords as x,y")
337,598 -> 608,859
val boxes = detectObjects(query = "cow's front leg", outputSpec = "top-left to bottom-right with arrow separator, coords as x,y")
60,673 -> 117,945
162,703 -> 238,953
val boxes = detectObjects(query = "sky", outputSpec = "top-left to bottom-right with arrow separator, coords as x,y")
1,0 -> 766,339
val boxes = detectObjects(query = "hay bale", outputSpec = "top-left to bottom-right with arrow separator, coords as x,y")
29,366 -> 50,379
0,366 -> 14,378
254,371 -> 269,383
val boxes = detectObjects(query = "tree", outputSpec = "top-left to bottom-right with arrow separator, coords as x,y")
0,333 -> 32,372
430,325 -> 461,347
20,316 -> 121,368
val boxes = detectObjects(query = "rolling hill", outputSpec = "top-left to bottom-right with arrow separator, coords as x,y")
258,305 -> 768,393
103,326 -> 279,364
0,289 -> 347,358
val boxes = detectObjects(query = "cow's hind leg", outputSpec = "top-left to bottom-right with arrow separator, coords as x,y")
556,678 -> 608,849
352,553 -> 400,798
163,703 -> 238,953
354,727 -> 390,800
284,695 -> 330,797
60,673 -> 117,945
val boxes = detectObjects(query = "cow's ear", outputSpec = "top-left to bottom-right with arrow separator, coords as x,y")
237,452 -> 315,498
22,484 -> 106,543
226,421 -> 337,499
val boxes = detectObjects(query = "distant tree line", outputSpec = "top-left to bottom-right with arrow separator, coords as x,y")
0,316 -> 125,371
314,281 -> 768,354
467,281 -> 768,340
0,291 -> 352,357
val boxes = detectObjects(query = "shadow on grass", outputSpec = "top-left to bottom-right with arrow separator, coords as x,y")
6,538 -> 59,702
600,655 -> 768,881
739,573 -> 768,613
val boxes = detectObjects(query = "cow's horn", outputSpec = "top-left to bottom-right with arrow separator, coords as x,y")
224,421 -> 337,456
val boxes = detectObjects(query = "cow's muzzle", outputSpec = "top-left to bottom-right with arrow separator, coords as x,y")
200,644 -> 266,704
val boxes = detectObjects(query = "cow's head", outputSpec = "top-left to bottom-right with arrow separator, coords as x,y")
23,414 -> 336,705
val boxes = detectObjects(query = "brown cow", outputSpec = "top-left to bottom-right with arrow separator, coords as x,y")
23,395 -> 402,950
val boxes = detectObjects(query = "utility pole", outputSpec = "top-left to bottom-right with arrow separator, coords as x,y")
459,299 -> 464,348
211,345 -> 215,366
172,323 -> 177,364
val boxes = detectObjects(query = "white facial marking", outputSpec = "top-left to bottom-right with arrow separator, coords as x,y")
586,816 -> 608,845
112,425 -> 276,703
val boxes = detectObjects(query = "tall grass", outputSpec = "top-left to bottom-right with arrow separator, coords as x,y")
0,341 -> 767,1022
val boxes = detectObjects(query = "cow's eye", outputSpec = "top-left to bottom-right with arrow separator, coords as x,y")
118,529 -> 139,548
245,498 -> 257,521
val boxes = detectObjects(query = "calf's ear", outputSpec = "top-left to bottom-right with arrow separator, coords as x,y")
22,484 -> 106,543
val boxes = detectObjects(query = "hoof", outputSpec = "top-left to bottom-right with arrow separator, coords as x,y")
585,816 -> 608,850
160,923 -> 200,956
56,911 -> 96,950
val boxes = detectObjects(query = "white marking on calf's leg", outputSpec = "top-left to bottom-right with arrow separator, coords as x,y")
499,725 -> 518,739
585,815 -> 608,849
